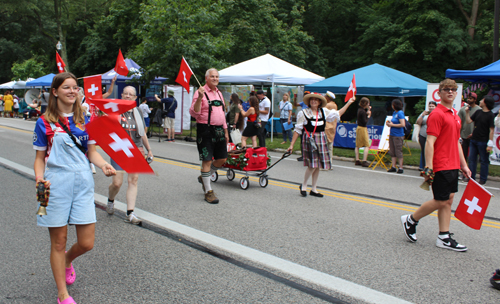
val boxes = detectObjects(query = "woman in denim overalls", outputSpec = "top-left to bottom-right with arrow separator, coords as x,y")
33,73 -> 116,304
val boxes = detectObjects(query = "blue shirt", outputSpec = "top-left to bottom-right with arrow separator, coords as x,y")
161,97 -> 177,118
390,110 -> 405,137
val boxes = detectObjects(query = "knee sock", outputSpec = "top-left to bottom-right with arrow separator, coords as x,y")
210,164 -> 219,175
201,171 -> 212,193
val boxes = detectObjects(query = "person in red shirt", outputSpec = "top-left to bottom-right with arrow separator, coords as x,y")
400,79 -> 471,252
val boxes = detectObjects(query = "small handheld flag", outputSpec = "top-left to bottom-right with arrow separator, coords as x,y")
175,57 -> 194,93
115,49 -> 129,76
345,74 -> 356,102
455,179 -> 493,230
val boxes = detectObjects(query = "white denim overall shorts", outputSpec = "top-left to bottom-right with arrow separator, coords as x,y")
37,123 -> 96,227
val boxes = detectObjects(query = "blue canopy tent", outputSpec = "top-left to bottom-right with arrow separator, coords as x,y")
26,73 -> 56,87
305,64 -> 428,97
445,60 -> 500,83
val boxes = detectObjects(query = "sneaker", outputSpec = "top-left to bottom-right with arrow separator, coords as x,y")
436,233 -> 467,252
400,215 -> 417,242
387,167 -> 397,172
198,175 -> 205,192
479,180 -> 486,185
125,212 -> 142,225
106,200 -> 114,215
204,190 -> 219,204
297,156 -> 303,161
355,160 -> 362,166
397,168 -> 404,174
361,161 -> 370,167
490,269 -> 500,290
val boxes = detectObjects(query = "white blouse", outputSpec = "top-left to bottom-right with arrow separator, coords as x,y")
294,108 -> 340,135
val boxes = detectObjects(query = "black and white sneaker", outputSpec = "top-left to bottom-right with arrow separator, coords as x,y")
436,233 -> 467,252
401,215 -> 417,242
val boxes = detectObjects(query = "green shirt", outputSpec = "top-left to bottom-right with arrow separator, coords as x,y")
458,105 -> 480,139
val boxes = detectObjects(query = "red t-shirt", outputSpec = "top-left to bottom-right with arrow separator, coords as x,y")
426,104 -> 461,172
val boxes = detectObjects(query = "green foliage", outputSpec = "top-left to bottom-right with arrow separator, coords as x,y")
11,57 -> 48,80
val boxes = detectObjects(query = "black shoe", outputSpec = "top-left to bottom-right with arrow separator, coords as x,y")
397,168 -> 404,174
490,269 -> 500,290
299,185 -> 307,197
355,160 -> 362,166
400,215 -> 417,242
479,180 -> 486,185
297,157 -> 303,161
436,233 -> 467,252
387,167 -> 397,172
309,191 -> 324,198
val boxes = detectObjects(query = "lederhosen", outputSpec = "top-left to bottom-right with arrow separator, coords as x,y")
301,108 -> 331,169
196,92 -> 227,161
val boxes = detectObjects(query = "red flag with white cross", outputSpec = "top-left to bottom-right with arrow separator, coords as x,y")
115,49 -> 129,76
56,52 -> 66,73
454,179 -> 492,230
83,75 -> 103,99
175,57 -> 194,93
345,73 -> 356,102
86,116 -> 153,174
88,98 -> 136,115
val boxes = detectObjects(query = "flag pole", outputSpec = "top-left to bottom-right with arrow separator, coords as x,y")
192,73 -> 202,87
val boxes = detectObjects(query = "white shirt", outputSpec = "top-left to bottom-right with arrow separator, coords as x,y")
139,103 -> 151,118
259,97 -> 271,122
279,100 -> 292,119
293,108 -> 340,135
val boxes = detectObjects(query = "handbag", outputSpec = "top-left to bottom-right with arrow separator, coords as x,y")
254,117 -> 262,128
230,128 -> 242,144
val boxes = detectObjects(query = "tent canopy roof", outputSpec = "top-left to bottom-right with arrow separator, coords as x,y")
305,63 -> 428,97
101,58 -> 167,85
445,60 -> 500,83
218,54 -> 325,85
0,78 -> 35,89
26,74 -> 56,87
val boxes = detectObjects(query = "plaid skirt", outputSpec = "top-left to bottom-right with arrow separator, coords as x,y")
301,131 -> 331,169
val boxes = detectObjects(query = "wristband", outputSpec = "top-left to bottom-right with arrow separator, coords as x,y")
420,167 -> 435,184
487,140 -> 494,147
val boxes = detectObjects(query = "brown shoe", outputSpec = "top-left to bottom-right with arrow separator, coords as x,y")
361,161 -> 370,167
355,160 -> 362,166
204,190 -> 219,204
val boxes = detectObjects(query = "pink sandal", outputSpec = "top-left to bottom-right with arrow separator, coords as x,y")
57,296 -> 77,304
65,264 -> 76,285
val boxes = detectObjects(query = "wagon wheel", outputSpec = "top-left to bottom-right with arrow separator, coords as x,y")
259,175 -> 268,188
211,171 -> 218,182
240,177 -> 249,190
226,169 -> 235,181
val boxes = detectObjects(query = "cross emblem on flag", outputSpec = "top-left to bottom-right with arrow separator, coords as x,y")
455,179 -> 492,230
85,116 -> 154,174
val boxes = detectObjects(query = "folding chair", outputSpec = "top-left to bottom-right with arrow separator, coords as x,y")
368,138 -> 389,170
403,139 -> 412,156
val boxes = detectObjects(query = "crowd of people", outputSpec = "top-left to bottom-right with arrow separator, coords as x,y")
23,71 -> 500,303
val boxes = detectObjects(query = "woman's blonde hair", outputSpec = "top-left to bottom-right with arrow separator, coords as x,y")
44,72 -> 85,125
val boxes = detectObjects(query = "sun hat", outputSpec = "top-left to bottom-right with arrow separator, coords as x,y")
167,90 -> 174,96
303,92 -> 327,107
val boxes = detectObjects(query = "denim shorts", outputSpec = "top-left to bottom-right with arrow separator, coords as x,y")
37,169 -> 96,227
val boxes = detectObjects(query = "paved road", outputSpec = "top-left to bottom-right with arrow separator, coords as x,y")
1,117 -> 499,304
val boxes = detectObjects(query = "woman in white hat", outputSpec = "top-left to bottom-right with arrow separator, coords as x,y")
287,92 -> 355,197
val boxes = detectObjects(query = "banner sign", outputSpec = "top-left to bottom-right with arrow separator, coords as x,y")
333,123 -> 383,149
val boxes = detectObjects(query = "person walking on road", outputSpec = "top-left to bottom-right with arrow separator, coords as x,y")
189,68 -> 229,204
107,86 -> 154,224
287,92 -> 354,197
33,72 -> 116,304
401,79 -> 471,252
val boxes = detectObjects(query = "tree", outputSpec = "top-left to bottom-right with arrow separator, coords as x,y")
11,57 -> 48,80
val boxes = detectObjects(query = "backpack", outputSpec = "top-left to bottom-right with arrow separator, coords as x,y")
404,118 -> 412,138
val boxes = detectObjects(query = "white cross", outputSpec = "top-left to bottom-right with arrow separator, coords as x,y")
348,82 -> 356,94
87,84 -> 99,96
464,196 -> 482,215
108,133 -> 134,157
183,71 -> 187,83
104,102 -> 119,112
57,62 -> 63,72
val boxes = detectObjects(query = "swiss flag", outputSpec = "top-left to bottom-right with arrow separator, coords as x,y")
345,73 -> 356,102
83,75 -> 102,99
56,52 -> 66,73
454,179 -> 492,230
115,49 -> 129,76
175,57 -> 193,93
88,98 -> 136,115
86,116 -> 153,174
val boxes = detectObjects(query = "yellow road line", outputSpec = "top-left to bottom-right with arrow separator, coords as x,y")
156,157 -> 500,230
0,125 -> 32,134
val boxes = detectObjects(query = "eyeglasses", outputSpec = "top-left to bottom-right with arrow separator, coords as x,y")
122,93 -> 136,97
441,88 -> 457,92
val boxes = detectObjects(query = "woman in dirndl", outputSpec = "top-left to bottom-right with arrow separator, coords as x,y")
287,92 -> 355,197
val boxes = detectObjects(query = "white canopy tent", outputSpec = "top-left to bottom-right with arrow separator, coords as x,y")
218,54 -> 325,141
0,79 -> 35,89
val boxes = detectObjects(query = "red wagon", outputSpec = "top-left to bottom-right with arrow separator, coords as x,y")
211,145 -> 290,190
